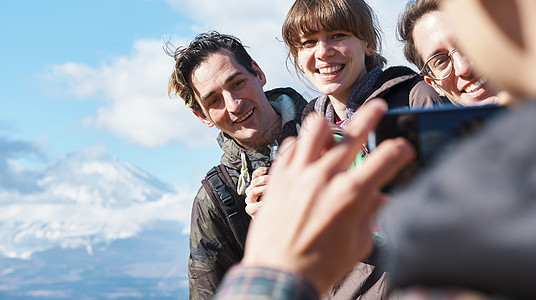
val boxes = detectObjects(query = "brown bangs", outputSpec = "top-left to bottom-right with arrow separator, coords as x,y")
283,0 -> 367,55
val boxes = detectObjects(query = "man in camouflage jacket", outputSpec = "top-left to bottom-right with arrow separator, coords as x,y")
167,31 -> 307,299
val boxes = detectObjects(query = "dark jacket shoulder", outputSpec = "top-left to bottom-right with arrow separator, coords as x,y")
372,66 -> 448,109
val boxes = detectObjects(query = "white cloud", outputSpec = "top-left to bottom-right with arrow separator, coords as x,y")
367,0 -> 415,69
0,192 -> 192,259
43,39 -> 217,148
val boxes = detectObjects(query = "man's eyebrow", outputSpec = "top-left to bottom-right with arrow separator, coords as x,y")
200,71 -> 243,104
427,46 -> 452,59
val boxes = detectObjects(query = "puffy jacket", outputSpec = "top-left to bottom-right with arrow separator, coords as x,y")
303,66 -> 449,128
188,87 -> 308,299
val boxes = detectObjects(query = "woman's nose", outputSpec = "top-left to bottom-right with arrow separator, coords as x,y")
315,40 -> 334,60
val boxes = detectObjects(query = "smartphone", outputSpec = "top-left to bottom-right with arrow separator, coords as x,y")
368,104 -> 506,191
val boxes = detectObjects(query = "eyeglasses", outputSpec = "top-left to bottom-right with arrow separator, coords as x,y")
419,48 -> 459,81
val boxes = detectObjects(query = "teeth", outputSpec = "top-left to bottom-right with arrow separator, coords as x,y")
235,109 -> 253,123
318,65 -> 342,75
465,78 -> 486,93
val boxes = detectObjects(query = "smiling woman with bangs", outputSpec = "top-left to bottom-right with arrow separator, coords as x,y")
282,0 -> 448,132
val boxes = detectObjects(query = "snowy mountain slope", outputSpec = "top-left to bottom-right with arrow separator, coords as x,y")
0,145 -> 194,260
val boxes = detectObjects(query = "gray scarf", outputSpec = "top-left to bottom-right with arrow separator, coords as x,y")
313,67 -> 383,128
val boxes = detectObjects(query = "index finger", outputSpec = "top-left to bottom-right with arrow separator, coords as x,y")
252,167 -> 268,179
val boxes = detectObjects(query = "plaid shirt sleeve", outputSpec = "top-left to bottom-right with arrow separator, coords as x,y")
213,264 -> 319,300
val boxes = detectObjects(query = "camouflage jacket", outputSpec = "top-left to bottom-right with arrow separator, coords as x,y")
188,87 -> 307,299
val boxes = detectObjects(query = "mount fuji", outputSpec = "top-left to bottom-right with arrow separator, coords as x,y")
0,145 -> 193,299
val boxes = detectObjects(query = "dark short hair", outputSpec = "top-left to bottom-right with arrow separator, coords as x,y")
282,0 -> 386,78
398,0 -> 440,70
166,31 -> 256,114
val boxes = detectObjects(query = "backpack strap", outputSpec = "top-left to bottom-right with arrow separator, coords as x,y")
201,164 -> 249,254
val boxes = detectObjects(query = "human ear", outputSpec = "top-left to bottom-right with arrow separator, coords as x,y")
365,42 -> 375,56
251,60 -> 267,86
192,109 -> 214,127
424,76 -> 445,97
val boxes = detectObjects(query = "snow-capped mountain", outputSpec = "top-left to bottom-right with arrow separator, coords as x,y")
0,145 -> 193,260
39,145 -> 176,207
0,146 -> 192,298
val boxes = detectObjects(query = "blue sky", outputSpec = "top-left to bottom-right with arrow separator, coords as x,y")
1,0 -> 412,196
